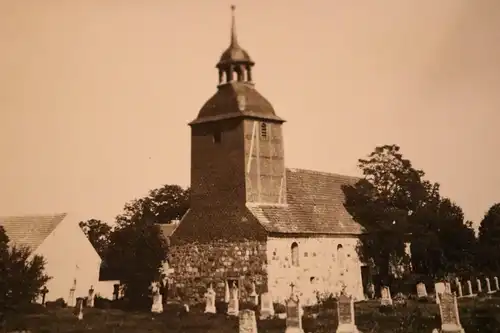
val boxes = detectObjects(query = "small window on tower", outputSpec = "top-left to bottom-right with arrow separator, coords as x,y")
260,122 -> 268,140
213,131 -> 222,144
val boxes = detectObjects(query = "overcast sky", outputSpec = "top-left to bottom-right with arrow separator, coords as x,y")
1,0 -> 499,228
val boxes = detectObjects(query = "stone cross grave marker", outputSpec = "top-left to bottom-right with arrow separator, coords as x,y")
204,284 -> 216,314
380,286 -> 392,306
486,277 -> 493,293
438,292 -> 464,333
259,292 -> 275,319
454,278 -> 463,298
227,281 -> 240,316
466,280 -> 473,296
416,282 -> 427,298
239,309 -> 258,333
336,294 -> 359,333
86,285 -> 95,308
151,282 -> 163,313
285,295 -> 304,333
40,286 -> 49,306
434,282 -> 445,304
495,276 -> 500,291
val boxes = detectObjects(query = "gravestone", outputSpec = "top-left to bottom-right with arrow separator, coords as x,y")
113,284 -> 119,301
437,292 -> 464,333
416,282 -> 427,298
454,278 -> 463,298
466,280 -> 473,296
486,278 -> 493,293
224,280 -> 231,303
434,282 -> 445,304
239,309 -> 258,333
336,294 -> 359,333
366,282 -> 375,300
380,286 -> 392,306
40,286 -> 49,306
74,298 -> 84,320
68,288 -> 76,307
249,281 -> 258,305
150,283 -> 163,313
444,282 -> 451,293
285,295 -> 304,333
476,279 -> 482,293
495,276 -> 500,290
204,284 -> 216,314
259,292 -> 275,319
227,282 -> 240,316
86,285 -> 95,308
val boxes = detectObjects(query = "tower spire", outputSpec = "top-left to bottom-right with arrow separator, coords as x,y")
216,5 -> 254,86
230,5 -> 238,47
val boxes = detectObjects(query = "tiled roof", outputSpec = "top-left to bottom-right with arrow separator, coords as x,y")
247,168 -> 365,235
190,82 -> 285,125
0,213 -> 67,251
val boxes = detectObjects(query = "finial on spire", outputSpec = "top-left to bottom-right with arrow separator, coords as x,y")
230,5 -> 238,47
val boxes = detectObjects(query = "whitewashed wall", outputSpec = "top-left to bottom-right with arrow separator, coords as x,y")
35,216 -> 101,303
266,236 -> 364,305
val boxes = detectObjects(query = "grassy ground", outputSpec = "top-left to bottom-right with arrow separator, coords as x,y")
4,296 -> 500,333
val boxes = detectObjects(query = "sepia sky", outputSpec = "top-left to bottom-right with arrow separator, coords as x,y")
1,0 -> 499,229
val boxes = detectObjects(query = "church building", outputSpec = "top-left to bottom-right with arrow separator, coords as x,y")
169,7 -> 367,305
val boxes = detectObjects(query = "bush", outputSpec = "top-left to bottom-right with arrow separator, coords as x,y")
17,302 -> 47,314
45,297 -> 66,309
94,296 -> 112,309
316,292 -> 338,310
0,227 -> 51,313
379,304 -> 395,314
417,296 -> 433,303
273,302 -> 286,314
240,301 -> 259,315
215,300 -> 228,314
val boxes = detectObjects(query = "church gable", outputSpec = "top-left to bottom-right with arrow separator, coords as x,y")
247,168 -> 365,235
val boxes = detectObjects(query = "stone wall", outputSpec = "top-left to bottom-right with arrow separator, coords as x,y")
169,239 -> 268,304
266,235 -> 364,305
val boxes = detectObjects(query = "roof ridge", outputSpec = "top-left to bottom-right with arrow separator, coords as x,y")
0,212 -> 68,220
286,167 -> 360,180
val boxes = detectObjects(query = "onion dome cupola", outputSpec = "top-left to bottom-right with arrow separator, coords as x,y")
216,5 -> 254,85
190,5 -> 285,125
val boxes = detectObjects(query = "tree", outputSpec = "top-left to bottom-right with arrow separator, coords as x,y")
343,144 -> 475,283
0,226 -> 51,318
478,203 -> 500,273
410,197 -> 476,278
79,219 -> 112,258
117,184 -> 190,226
103,184 -> 188,309
343,145 -> 425,284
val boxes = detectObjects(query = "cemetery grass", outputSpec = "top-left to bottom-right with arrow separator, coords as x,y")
6,297 -> 500,333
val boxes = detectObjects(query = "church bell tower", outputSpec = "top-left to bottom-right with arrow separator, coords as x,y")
188,6 -> 287,210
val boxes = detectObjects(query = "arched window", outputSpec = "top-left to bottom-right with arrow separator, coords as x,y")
291,242 -> 299,267
260,122 -> 268,140
337,244 -> 345,273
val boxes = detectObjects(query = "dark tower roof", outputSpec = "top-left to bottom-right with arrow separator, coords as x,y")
217,5 -> 253,67
189,6 -> 285,126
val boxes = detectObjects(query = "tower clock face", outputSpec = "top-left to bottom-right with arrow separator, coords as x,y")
237,95 -> 246,111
